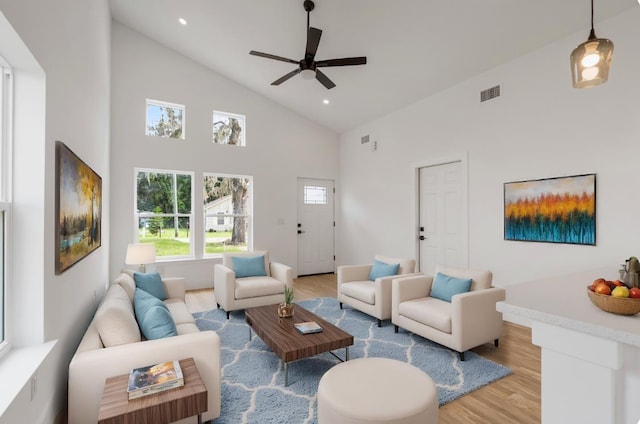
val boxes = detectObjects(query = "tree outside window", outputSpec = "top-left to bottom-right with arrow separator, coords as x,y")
136,169 -> 193,258
203,174 -> 251,255
212,110 -> 245,146
146,99 -> 185,139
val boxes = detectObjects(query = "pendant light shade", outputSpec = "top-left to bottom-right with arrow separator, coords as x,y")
570,0 -> 613,88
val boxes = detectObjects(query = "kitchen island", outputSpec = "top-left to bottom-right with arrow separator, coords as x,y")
497,267 -> 640,424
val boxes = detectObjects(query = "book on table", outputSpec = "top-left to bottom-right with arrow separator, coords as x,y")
127,360 -> 184,400
294,321 -> 323,334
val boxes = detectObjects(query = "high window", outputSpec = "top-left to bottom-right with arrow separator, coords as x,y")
0,58 -> 13,350
212,110 -> 245,146
146,99 -> 185,140
203,174 -> 252,255
135,169 -> 193,258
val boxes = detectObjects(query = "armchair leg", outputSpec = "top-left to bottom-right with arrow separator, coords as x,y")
459,351 -> 465,361
494,338 -> 499,347
339,302 -> 343,309
377,319 -> 382,328
394,325 -> 398,333
216,303 -> 220,309
226,311 -> 230,320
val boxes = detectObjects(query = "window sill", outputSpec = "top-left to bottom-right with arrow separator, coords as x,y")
0,340 -> 57,416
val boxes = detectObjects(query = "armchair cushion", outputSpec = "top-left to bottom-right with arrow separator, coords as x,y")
340,281 -> 376,305
134,289 -> 177,340
368,259 -> 400,281
232,255 -> 267,278
399,297 -> 452,333
134,271 -> 168,301
430,272 -> 472,302
235,276 -> 285,300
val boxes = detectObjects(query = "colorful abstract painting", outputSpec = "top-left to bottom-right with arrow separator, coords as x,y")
504,174 -> 595,245
55,141 -> 102,274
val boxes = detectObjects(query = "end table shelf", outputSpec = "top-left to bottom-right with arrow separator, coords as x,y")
98,357 -> 208,424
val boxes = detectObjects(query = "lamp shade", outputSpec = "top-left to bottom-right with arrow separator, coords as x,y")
570,31 -> 613,88
125,243 -> 156,266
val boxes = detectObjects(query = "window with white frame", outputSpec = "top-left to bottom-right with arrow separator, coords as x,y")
135,169 -> 193,258
203,174 -> 252,255
146,99 -> 185,140
304,185 -> 328,205
212,110 -> 245,146
0,58 -> 13,350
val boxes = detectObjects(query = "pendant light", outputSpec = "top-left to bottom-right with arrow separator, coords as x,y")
570,0 -> 613,88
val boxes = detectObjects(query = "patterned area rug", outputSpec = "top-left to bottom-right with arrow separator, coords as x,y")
194,297 -> 512,424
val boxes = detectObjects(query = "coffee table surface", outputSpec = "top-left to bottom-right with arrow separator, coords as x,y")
245,303 -> 353,363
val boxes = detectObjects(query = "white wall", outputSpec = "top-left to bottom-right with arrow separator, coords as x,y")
0,0 -> 111,422
338,9 -> 640,288
110,23 -> 340,286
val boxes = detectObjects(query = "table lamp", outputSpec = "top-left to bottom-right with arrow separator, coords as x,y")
125,243 -> 156,272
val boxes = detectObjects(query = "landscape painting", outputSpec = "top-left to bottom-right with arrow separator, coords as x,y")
56,141 -> 102,274
504,173 -> 595,245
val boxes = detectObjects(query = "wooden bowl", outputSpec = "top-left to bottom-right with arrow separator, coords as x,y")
587,287 -> 640,316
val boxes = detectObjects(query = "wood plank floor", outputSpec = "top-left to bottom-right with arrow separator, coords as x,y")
187,273 -> 541,424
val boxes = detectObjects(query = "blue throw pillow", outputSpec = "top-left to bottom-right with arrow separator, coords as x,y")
232,255 -> 267,278
368,259 -> 400,281
134,289 -> 177,340
134,271 -> 168,301
430,272 -> 472,302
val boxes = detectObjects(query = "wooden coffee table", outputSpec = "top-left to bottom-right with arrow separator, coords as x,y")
245,304 -> 353,386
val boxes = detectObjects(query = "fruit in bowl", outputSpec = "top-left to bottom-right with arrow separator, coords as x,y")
593,282 -> 611,295
611,286 -> 630,298
587,278 -> 640,315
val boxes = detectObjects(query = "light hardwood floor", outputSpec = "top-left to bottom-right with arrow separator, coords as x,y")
186,273 -> 541,424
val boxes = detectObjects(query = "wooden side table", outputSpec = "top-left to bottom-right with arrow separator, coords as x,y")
98,357 -> 208,424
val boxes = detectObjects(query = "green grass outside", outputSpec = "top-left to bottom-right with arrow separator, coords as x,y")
138,231 -> 246,256
138,228 -> 232,240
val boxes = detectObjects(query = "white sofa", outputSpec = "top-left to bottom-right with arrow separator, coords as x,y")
68,271 -> 221,424
214,250 -> 294,318
391,265 -> 505,361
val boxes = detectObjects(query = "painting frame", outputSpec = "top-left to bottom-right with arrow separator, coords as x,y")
504,173 -> 596,246
55,141 -> 102,274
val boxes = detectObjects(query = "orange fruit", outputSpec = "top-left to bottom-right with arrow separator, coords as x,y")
594,283 -> 611,295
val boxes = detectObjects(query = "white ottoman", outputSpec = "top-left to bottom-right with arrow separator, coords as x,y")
317,357 -> 438,424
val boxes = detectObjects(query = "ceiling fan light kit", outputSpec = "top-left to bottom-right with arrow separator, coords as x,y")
249,0 -> 366,89
570,0 -> 613,88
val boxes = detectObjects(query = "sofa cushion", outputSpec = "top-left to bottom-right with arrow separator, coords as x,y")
94,284 -> 141,347
435,266 -> 492,291
234,276 -> 284,300
112,272 -> 136,301
232,255 -> 267,278
399,297 -> 452,333
430,272 -> 472,302
368,259 -> 400,281
374,255 -> 415,275
223,250 -> 271,277
341,281 -> 376,305
164,299 -> 196,325
134,271 -> 168,301
134,289 -> 177,340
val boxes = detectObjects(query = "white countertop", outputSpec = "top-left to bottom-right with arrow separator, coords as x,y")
496,267 -> 640,347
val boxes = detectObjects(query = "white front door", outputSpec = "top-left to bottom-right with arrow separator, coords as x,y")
418,161 -> 466,275
297,178 -> 335,276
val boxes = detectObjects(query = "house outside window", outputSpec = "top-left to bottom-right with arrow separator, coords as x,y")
135,169 -> 193,259
146,99 -> 185,140
203,174 -> 252,255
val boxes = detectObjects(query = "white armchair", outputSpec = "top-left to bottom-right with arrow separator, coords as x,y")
214,250 -> 294,318
337,255 -> 417,327
391,265 -> 505,361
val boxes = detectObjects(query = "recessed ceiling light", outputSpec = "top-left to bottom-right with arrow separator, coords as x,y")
178,18 -> 187,26
323,99 -> 330,105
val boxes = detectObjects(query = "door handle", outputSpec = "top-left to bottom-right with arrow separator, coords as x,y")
419,235 -> 426,241
298,230 -> 306,234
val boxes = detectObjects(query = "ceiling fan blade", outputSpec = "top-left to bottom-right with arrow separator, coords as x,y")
315,57 -> 367,67
315,69 -> 336,89
271,68 -> 302,86
305,27 -> 322,59
250,50 -> 298,64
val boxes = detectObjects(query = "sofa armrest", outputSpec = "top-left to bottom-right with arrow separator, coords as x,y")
451,287 -> 506,349
214,264 -> 236,309
162,277 -> 185,300
270,262 -> 294,290
392,275 -> 433,304
375,273 -> 421,318
68,330 -> 221,424
337,264 -> 372,286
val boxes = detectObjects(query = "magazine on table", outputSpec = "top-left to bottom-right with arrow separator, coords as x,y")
294,321 -> 323,334
127,360 -> 184,400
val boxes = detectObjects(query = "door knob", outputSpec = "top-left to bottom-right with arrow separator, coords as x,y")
419,235 -> 426,241
298,230 -> 306,234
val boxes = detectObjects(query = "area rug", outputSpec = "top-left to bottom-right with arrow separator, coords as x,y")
194,297 -> 512,423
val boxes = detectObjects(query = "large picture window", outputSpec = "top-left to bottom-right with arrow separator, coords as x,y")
135,169 -> 193,258
203,174 -> 251,255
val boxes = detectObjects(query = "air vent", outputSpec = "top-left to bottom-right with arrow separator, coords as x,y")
480,85 -> 500,102
361,134 -> 370,144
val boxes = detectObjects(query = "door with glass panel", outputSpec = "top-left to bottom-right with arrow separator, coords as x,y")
297,178 -> 335,276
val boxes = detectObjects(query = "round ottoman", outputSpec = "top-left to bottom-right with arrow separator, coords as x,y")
317,357 -> 438,424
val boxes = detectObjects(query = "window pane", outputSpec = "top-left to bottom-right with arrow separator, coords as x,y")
212,111 -> 245,146
176,174 -> 192,214
205,217 -> 247,254
137,171 -> 174,214
304,186 -> 327,204
138,216 -> 191,257
146,99 -> 184,139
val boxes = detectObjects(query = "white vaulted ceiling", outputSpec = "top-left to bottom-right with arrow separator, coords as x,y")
109,0 -> 635,133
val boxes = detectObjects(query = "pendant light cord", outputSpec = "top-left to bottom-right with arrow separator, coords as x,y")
590,0 -> 594,31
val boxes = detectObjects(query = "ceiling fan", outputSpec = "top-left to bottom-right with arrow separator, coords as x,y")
249,0 -> 366,89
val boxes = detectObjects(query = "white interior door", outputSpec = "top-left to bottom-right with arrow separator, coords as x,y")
297,178 -> 335,276
419,162 -> 466,275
